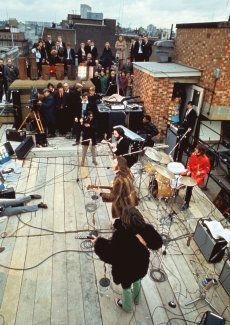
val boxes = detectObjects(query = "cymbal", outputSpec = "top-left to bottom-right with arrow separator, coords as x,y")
179,176 -> 197,187
144,147 -> 162,162
167,162 -> 186,174
154,164 -> 176,180
159,151 -> 171,165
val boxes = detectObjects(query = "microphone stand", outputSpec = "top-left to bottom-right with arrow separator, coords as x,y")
169,128 -> 191,157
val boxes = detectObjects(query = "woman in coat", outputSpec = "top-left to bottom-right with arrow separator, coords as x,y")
115,35 -> 127,69
100,156 -> 138,219
92,205 -> 163,312
100,42 -> 115,70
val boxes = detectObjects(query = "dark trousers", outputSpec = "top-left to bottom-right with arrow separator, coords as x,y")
185,186 -> 193,205
174,135 -> 190,162
73,121 -> 81,142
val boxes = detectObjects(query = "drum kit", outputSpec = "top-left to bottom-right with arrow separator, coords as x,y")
140,147 -> 197,200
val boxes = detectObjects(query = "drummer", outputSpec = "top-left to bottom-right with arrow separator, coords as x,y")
181,145 -> 210,210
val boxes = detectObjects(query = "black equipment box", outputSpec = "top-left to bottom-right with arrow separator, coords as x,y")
0,187 -> 16,199
15,136 -> 34,160
6,129 -> 26,142
35,133 -> 47,145
199,311 -> 225,324
194,218 -> 227,263
4,141 -> 14,156
219,259 -> 230,296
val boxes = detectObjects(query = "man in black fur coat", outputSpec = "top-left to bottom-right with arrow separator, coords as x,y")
92,206 -> 163,312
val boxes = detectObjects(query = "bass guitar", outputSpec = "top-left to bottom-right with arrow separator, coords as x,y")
87,185 -> 112,191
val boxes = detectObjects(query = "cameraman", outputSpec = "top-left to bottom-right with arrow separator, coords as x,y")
39,88 -> 56,137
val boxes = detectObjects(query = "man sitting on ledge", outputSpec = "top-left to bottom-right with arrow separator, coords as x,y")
0,194 -> 48,217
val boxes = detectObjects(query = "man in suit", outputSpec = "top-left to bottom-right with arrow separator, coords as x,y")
133,35 -> 145,62
72,92 -> 90,145
143,36 -> 152,61
45,35 -> 55,61
64,43 -> 75,66
85,40 -> 98,61
174,101 -> 197,162
4,59 -> 19,103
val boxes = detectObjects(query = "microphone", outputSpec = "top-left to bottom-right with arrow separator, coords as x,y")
187,235 -> 192,247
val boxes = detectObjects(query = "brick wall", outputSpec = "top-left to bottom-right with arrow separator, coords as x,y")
44,28 -> 76,50
174,27 -> 230,108
133,68 -> 174,140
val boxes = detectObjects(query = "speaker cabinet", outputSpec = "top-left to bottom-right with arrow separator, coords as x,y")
199,311 -> 225,325
0,187 -> 15,199
4,141 -> 14,156
12,90 -> 22,128
35,133 -> 47,145
219,259 -> 230,296
193,219 -> 227,263
6,129 -> 26,142
15,136 -> 34,159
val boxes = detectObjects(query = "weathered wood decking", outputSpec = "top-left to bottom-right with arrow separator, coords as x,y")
0,124 -> 229,325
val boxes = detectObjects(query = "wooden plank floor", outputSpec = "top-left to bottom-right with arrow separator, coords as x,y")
0,125 -> 229,325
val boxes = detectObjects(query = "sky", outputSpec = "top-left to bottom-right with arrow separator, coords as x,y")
2,0 -> 230,29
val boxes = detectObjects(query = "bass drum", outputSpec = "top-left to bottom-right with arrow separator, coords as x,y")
149,172 -> 174,199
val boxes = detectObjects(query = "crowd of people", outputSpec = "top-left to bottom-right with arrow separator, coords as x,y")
0,34 -> 152,104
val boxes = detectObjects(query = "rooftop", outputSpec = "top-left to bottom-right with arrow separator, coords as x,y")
133,62 -> 202,78
0,124 -> 229,325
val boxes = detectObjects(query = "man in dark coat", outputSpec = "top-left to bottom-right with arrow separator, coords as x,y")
174,101 -> 197,162
138,114 -> 159,147
40,88 -> 56,137
64,43 -> 75,66
133,35 -> 145,62
85,40 -> 98,60
45,35 -> 55,61
92,206 -> 163,312
4,59 -> 19,103
143,36 -> 152,61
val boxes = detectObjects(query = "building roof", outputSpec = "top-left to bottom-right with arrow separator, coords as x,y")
176,21 -> 230,29
133,62 -> 202,78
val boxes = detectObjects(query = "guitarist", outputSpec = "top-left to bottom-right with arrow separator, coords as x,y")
108,127 -> 131,166
99,156 -> 138,220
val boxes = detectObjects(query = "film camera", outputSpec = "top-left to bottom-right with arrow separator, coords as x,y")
29,87 -> 40,111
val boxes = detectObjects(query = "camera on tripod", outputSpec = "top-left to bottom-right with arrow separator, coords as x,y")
28,87 -> 40,111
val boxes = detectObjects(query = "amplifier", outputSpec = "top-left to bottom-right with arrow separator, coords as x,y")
35,133 -> 47,145
193,218 -> 227,263
199,311 -> 225,324
0,187 -> 16,199
6,129 -> 26,142
219,259 -> 230,296
15,136 -> 34,159
4,141 -> 14,156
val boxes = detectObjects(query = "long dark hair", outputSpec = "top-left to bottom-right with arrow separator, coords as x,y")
115,156 -> 133,178
121,206 -> 146,231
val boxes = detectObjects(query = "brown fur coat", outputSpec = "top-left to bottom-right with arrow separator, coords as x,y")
101,172 -> 137,218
